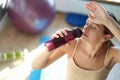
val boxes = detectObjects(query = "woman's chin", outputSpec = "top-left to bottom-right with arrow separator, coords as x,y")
81,34 -> 88,39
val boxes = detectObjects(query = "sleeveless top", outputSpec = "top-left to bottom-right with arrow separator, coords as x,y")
65,39 -> 110,80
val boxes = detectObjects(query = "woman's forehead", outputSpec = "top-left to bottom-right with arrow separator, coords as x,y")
86,18 -> 104,30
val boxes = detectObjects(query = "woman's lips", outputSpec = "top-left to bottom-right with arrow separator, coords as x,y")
83,33 -> 88,37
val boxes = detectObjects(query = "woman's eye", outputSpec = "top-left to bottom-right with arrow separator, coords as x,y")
91,27 -> 96,29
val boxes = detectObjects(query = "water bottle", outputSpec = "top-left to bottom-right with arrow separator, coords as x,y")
44,27 -> 82,51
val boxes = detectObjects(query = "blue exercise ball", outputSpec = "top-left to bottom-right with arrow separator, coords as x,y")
7,0 -> 56,34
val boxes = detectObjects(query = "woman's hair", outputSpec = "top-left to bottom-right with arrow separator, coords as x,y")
103,11 -> 118,46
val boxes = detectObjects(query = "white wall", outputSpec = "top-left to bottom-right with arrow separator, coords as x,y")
55,0 -> 120,21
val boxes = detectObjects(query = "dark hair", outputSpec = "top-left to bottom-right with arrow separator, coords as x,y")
103,11 -> 118,46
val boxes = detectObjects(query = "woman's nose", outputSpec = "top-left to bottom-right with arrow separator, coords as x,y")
84,25 -> 90,31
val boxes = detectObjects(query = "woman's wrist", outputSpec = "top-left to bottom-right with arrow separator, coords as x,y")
104,14 -> 115,27
37,43 -> 49,52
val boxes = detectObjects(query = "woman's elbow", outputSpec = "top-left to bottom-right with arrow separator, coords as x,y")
31,63 -> 46,70
32,65 -> 40,70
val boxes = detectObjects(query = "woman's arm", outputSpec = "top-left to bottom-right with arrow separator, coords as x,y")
31,44 -> 66,69
104,16 -> 120,42
86,1 -> 120,42
103,47 -> 120,69
110,47 -> 120,63
31,28 -> 70,70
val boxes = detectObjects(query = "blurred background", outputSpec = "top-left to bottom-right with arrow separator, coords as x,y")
0,0 -> 120,80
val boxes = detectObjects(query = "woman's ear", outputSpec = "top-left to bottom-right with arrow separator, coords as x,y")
103,34 -> 112,42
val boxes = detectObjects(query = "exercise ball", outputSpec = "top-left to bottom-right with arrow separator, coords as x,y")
7,0 -> 56,34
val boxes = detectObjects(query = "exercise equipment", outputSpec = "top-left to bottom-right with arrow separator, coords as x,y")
65,13 -> 88,27
7,0 -> 56,34
0,49 -> 29,61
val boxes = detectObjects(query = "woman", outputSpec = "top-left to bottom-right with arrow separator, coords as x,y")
32,1 -> 120,80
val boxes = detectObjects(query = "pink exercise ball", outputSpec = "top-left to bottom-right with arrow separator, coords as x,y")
7,0 -> 56,34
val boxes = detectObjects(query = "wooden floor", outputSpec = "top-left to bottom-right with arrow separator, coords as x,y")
0,12 -> 72,80
0,12 -> 120,80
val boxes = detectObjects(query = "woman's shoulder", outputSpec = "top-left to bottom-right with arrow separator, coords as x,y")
109,46 -> 120,53
108,46 -> 120,63
104,46 -> 120,69
108,46 -> 120,56
62,38 -> 78,54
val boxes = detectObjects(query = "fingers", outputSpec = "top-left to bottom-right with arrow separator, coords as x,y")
88,13 -> 94,19
86,1 -> 97,12
86,1 -> 104,13
92,1 -> 103,9
51,28 -> 71,39
51,31 -> 60,39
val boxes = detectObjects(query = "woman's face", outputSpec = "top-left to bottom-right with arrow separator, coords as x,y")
81,18 -> 106,44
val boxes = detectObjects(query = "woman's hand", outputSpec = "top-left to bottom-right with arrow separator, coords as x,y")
86,1 -> 110,26
86,1 -> 120,42
51,28 -> 71,39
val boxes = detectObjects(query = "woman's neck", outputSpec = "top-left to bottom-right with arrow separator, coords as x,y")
79,39 -> 107,59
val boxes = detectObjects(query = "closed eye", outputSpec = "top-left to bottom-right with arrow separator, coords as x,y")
91,24 -> 98,30
91,26 -> 96,29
